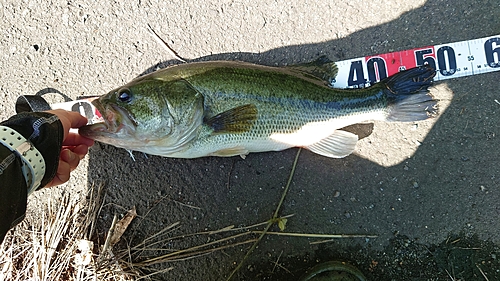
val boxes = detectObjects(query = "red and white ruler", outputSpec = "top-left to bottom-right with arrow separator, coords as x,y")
50,34 -> 500,124
333,34 -> 500,88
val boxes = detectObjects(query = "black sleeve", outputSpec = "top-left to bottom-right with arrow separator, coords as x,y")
0,112 -> 64,243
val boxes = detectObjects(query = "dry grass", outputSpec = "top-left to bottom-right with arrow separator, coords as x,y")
0,183 -> 133,281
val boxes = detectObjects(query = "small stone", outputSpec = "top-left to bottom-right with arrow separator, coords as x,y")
333,190 -> 340,198
82,14 -> 89,23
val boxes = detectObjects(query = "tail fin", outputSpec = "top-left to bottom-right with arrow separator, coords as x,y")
381,65 -> 438,122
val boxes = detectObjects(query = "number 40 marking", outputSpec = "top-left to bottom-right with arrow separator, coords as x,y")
347,58 -> 387,87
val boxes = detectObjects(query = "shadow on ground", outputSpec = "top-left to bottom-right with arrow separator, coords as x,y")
82,0 -> 500,280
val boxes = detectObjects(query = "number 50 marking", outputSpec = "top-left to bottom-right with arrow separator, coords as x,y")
415,47 -> 457,76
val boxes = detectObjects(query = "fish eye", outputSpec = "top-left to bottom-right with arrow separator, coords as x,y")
117,88 -> 132,103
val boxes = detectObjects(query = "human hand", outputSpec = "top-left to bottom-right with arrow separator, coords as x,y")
44,109 -> 94,187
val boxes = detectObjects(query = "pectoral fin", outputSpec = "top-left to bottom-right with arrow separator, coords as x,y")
205,104 -> 258,134
305,130 -> 358,158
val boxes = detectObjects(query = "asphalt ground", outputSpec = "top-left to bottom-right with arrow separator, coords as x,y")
1,0 -> 499,280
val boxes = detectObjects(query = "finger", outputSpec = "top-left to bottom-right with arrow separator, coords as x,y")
49,109 -> 88,128
56,160 -> 71,184
60,149 -> 81,171
62,132 -> 95,147
63,144 -> 90,159
71,144 -> 90,159
46,160 -> 71,187
65,110 -> 89,128
47,109 -> 89,141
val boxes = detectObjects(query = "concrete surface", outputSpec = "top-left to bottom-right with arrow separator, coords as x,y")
1,0 -> 499,280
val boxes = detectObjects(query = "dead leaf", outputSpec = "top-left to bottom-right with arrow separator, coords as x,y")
109,206 -> 137,246
278,218 -> 287,231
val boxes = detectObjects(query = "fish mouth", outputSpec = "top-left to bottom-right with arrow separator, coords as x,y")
79,100 -> 135,138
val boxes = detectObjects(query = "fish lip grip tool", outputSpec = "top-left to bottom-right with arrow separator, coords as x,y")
15,95 -> 103,125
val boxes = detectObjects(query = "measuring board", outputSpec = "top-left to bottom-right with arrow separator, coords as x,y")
46,34 -> 499,124
333,34 -> 500,88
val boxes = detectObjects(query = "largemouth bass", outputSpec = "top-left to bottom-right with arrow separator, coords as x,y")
79,59 -> 437,158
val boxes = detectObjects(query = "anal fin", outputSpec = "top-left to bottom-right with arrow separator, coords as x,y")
305,130 -> 358,158
209,146 -> 249,158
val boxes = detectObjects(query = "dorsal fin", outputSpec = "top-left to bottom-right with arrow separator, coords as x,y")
286,56 -> 338,85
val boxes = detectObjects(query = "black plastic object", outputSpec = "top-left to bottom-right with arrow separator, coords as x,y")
15,95 -> 52,113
